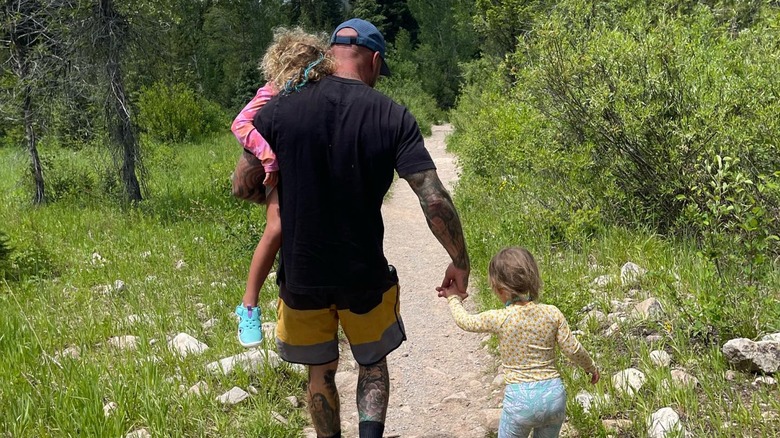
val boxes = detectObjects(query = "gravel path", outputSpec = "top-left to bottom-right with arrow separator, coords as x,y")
329,124 -> 501,438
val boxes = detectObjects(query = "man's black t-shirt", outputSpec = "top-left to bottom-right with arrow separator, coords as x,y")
254,75 -> 435,296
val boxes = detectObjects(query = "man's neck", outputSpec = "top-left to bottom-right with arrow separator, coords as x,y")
334,70 -> 366,84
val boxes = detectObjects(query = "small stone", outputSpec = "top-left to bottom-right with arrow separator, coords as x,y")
168,333 -> 209,357
752,376 -> 777,387
607,312 -> 627,323
247,385 -> 258,395
648,407 -> 683,438
262,322 -> 277,340
271,411 -> 288,425
55,346 -> 81,360
140,251 -> 151,258
580,302 -> 597,313
650,350 -> 672,368
216,387 -> 249,405
646,334 -> 664,343
604,323 -> 620,338
442,391 -> 469,404
671,369 -> 699,387
206,350 -> 281,374
188,381 -> 209,396
722,338 -> 780,373
612,368 -> 646,397
103,401 -> 117,417
145,275 -> 157,282
633,298 -> 663,319
201,318 -> 217,330
592,275 -> 614,287
579,310 -> 607,330
126,314 -> 141,325
125,428 -> 151,438
285,396 -> 299,408
175,259 -> 187,270
481,408 -> 502,431
725,370 -> 737,381
492,374 -> 504,388
603,419 -> 632,432
113,280 -> 126,292
621,262 -> 647,286
91,252 -> 105,266
107,336 -> 139,351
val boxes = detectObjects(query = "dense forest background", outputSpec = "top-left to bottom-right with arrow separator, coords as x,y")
2,0 -> 779,319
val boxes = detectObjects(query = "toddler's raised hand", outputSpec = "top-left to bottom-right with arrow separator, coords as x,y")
589,369 -> 600,385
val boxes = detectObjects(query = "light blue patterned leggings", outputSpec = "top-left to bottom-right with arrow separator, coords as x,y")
498,378 -> 567,438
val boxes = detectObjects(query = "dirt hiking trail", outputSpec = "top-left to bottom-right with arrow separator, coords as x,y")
330,124 -> 502,438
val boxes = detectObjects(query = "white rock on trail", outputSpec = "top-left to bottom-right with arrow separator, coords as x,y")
168,333 -> 209,357
575,390 -> 611,413
125,429 -> 151,438
55,346 -> 81,360
722,338 -> 780,373
206,350 -> 280,374
752,376 -> 777,387
648,407 -> 683,438
579,310 -> 608,330
633,298 -> 663,319
671,369 -> 699,387
103,401 -> 117,417
107,335 -> 139,351
621,262 -> 647,285
592,275 -> 614,287
216,387 -> 249,405
612,368 -> 647,397
650,350 -> 672,368
188,381 -> 209,396
175,259 -> 187,270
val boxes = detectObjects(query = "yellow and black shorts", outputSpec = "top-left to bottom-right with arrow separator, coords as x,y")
275,275 -> 405,366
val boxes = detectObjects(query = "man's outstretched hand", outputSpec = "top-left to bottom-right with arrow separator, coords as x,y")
438,262 -> 469,298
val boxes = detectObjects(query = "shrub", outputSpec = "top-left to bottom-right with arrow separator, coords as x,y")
136,82 -> 227,143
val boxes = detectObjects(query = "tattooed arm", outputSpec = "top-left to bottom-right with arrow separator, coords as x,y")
404,169 -> 470,294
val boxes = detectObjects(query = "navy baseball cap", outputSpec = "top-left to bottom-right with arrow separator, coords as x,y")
330,18 -> 391,76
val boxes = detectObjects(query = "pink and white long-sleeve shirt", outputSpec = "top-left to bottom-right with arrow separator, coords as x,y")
231,83 -> 278,172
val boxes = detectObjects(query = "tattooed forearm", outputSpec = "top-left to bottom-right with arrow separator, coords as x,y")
357,359 -> 389,423
405,169 -> 469,270
308,369 -> 340,437
230,151 -> 266,204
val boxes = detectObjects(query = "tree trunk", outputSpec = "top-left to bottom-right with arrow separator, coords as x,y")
99,0 -> 142,202
23,85 -> 45,205
106,56 -> 142,201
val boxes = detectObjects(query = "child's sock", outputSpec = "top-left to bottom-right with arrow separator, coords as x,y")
358,421 -> 384,438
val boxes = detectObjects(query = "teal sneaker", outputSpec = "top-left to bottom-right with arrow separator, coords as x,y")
235,304 -> 263,348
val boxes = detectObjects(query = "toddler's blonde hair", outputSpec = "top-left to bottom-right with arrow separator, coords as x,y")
488,247 -> 541,302
261,27 -> 336,93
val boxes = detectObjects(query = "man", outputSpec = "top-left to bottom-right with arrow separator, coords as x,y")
254,18 -> 469,438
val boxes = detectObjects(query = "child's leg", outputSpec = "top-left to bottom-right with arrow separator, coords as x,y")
242,188 -> 281,306
235,189 -> 281,348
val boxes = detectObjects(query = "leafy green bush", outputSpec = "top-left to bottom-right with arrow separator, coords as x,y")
136,82 -> 227,143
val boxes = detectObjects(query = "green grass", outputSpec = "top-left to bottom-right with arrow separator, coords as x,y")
0,135 -> 306,437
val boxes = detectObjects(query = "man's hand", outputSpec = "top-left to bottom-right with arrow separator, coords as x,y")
439,262 -> 469,297
263,170 -> 278,188
436,281 -> 468,301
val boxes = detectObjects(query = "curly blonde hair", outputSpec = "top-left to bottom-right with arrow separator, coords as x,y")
488,247 -> 542,302
261,27 -> 336,93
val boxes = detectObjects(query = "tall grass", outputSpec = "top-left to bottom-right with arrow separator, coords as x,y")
0,135 -> 305,437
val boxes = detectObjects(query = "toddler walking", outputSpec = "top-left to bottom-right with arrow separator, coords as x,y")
438,247 -> 600,438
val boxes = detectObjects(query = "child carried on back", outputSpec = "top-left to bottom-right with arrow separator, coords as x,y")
438,246 -> 600,438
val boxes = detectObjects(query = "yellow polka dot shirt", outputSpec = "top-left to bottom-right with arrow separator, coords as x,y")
448,296 -> 597,384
